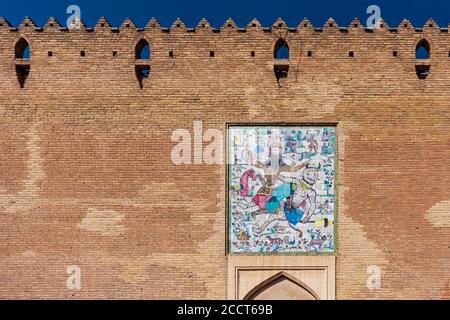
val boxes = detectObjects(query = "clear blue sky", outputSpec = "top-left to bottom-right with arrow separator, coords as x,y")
0,0 -> 449,29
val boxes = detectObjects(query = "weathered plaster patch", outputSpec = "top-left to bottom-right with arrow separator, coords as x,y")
21,250 -> 36,257
119,256 -> 149,284
197,166 -> 226,253
78,208 -> 125,236
337,125 -> 386,295
0,125 -> 45,213
338,206 -> 389,296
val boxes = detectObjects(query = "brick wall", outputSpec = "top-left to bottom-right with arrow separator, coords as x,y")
0,16 -> 450,299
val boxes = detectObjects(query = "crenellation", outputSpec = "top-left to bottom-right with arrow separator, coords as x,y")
94,17 -> 112,32
19,16 -> 37,30
272,18 -> 288,30
43,17 -> 62,31
0,17 -> 12,30
424,18 -> 439,29
221,18 -> 237,31
323,17 -> 338,30
197,17 -> 212,31
170,17 -> 187,32
348,18 -> 362,30
246,18 -> 262,31
120,17 -> 137,31
145,17 -> 161,32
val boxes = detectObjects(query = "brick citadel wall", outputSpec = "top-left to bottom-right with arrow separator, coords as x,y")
1,16 -> 450,299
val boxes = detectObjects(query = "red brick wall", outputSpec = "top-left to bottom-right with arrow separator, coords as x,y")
1,16 -> 450,299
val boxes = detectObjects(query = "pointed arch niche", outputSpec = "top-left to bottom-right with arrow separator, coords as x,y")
228,256 -> 335,300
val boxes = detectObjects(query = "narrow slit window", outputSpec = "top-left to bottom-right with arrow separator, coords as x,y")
416,65 -> 430,80
16,65 -> 30,88
15,38 -> 30,60
135,39 -> 150,60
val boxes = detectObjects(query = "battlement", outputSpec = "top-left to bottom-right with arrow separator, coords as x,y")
1,16 -> 450,34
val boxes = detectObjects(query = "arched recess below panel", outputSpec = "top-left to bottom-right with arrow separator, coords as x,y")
243,271 -> 320,300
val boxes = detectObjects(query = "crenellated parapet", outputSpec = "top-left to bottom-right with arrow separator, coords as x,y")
1,16 -> 448,34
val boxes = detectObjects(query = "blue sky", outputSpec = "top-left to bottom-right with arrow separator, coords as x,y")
0,0 -> 449,29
